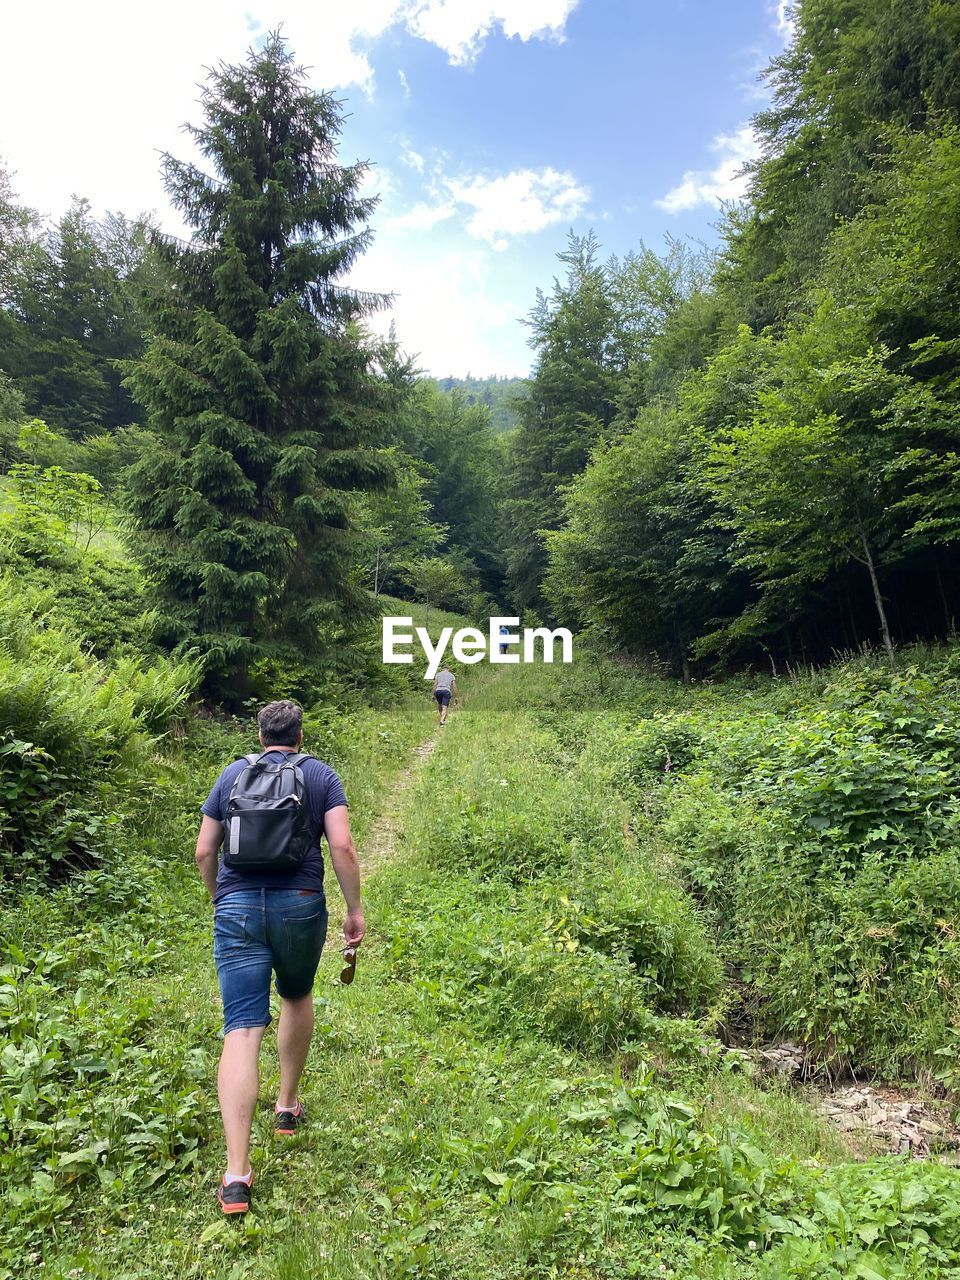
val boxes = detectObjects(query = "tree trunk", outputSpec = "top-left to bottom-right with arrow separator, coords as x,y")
856,517 -> 896,668
846,591 -> 860,650
836,584 -> 852,652
593,653 -> 606,699
674,614 -> 691,683
934,555 -> 953,634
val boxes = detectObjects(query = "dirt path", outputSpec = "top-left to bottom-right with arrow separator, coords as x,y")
360,734 -> 438,879
324,731 -> 438,954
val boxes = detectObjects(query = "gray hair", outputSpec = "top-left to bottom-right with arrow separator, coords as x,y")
257,699 -> 303,747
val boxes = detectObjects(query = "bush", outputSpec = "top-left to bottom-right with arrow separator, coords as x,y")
572,1080 -> 960,1273
0,516 -> 150,659
621,713 -> 705,783
0,582 -> 199,876
558,862 -> 724,1016
655,653 -> 960,1074
74,426 -> 152,491
382,868 -> 655,1052
748,666 -> 960,868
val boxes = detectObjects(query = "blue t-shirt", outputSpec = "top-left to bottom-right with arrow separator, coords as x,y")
201,750 -> 348,902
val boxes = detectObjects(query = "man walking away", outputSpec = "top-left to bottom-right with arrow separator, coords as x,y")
195,699 -> 365,1215
431,666 -> 458,724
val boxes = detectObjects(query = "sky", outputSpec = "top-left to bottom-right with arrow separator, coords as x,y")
0,1 -> 792,378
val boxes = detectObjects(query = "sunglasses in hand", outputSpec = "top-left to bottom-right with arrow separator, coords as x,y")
340,945 -> 358,985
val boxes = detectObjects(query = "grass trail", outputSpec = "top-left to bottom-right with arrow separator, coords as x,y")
355,735 -> 438,882
25,690 -> 439,1279
26,661 -> 960,1280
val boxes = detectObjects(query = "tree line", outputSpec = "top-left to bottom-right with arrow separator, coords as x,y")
0,36 -> 508,700
515,0 -> 960,673
1,0 -> 958,695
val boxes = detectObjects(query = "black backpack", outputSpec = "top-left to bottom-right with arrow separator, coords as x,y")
222,752 -> 312,872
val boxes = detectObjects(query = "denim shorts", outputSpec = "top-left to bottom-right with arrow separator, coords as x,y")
434,689 -> 451,706
213,888 -> 328,1034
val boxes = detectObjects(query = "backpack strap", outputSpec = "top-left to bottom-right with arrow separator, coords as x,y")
234,751 -> 311,769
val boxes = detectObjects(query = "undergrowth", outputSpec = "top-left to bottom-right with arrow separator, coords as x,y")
3,651 -> 959,1278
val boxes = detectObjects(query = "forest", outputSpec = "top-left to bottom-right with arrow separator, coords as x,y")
3,3 -> 959,679
1,1 -> 959,1277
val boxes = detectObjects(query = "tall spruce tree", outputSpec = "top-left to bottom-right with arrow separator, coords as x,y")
124,36 -> 390,695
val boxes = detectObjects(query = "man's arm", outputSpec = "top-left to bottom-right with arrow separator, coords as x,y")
195,815 -> 223,899
452,677 -> 459,702
324,805 -> 366,947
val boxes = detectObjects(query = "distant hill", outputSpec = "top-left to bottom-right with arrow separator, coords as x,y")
432,375 -> 528,434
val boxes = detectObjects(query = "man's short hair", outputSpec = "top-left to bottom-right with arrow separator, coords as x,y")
257,700 -> 303,747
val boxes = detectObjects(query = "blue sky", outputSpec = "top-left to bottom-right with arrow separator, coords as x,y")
1,1 -> 791,376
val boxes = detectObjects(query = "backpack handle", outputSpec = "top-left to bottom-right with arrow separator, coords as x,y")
237,751 -> 312,766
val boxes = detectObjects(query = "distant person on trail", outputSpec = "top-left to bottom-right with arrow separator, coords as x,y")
499,625 -> 509,655
194,699 -> 365,1216
431,666 -> 458,724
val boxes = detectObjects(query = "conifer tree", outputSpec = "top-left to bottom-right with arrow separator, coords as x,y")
124,35 -> 390,694
1,198 -> 148,435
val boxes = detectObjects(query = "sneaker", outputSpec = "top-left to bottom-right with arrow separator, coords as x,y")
217,1175 -> 252,1214
274,1100 -> 305,1136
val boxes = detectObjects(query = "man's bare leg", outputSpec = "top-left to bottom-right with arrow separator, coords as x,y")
218,1025 -> 266,1174
277,993 -> 314,1112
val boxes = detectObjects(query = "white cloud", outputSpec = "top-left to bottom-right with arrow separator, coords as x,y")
0,0 -> 581,231
774,1 -> 797,40
0,0 -> 580,233
371,156 -> 588,369
449,167 -> 589,248
408,0 -> 580,66
398,68 -> 411,96
1,2 -> 261,228
250,0 -> 409,97
360,163 -> 395,201
389,164 -> 588,248
656,125 -> 760,214
257,0 -> 581,88
271,0 -> 580,85
399,143 -> 427,173
0,0 -> 578,375
387,200 -> 458,231
352,238 -> 529,376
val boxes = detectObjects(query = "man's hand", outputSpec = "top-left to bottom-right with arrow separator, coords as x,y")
344,907 -> 366,947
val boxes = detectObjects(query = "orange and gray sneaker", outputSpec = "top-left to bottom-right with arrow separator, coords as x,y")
216,1172 -> 253,1214
274,1100 -> 305,1136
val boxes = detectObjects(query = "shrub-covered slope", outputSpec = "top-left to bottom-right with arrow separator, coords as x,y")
3,650 -> 959,1279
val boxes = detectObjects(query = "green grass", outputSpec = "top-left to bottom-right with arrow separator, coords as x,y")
4,656 -> 960,1279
